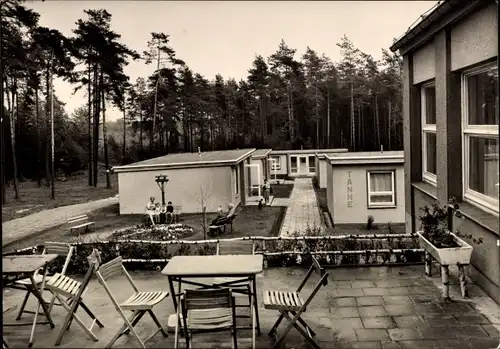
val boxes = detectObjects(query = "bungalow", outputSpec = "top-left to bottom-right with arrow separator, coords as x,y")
249,149 -> 272,197
390,0 -> 499,302
269,148 -> 349,178
112,149 -> 256,214
325,151 -> 405,226
314,153 -> 330,189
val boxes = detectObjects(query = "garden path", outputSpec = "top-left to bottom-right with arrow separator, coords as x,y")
2,195 -> 119,247
279,178 -> 323,236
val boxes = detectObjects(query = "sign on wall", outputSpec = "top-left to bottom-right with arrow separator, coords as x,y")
347,171 -> 353,207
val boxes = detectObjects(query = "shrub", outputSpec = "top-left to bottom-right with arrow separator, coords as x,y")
366,215 -> 375,230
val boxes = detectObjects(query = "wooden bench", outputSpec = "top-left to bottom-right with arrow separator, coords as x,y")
68,215 -> 95,236
208,214 -> 237,237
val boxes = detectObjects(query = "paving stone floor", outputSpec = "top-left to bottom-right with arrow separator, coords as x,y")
279,178 -> 323,237
3,265 -> 499,348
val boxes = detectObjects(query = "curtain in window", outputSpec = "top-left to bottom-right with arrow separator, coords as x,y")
370,173 -> 392,192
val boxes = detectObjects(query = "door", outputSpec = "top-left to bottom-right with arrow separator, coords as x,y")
299,156 -> 308,175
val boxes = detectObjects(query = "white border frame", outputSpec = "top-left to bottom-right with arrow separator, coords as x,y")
367,170 -> 396,208
421,81 -> 437,186
271,156 -> 281,171
461,62 -> 499,214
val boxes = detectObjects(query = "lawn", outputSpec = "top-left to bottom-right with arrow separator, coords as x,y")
2,170 -> 118,222
4,204 -> 287,252
270,183 -> 294,198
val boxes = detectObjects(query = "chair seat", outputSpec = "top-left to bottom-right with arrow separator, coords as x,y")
263,290 -> 305,312
187,308 -> 234,330
46,273 -> 84,297
120,291 -> 168,311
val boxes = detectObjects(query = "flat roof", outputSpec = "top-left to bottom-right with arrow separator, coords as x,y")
326,151 -> 405,165
112,148 -> 256,173
270,148 -> 349,155
251,149 -> 272,159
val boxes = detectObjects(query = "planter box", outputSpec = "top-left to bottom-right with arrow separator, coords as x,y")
417,231 -> 473,266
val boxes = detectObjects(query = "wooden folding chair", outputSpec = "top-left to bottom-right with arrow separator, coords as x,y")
175,288 -> 238,349
214,240 -> 255,306
3,304 -> 17,349
263,256 -> 329,349
15,242 -> 75,320
46,248 -> 104,346
95,256 -> 168,349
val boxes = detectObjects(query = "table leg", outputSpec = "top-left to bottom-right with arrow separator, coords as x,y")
458,264 -> 468,298
251,290 -> 255,349
252,276 -> 261,336
441,265 -> 450,301
168,276 -> 178,310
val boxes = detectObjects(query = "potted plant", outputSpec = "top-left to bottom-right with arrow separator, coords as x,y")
416,201 -> 473,266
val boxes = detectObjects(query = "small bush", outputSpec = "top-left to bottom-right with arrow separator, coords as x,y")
367,215 -> 375,230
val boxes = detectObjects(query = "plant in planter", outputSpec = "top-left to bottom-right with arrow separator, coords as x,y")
419,202 -> 458,248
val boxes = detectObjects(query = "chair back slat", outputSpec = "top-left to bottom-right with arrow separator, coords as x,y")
184,288 -> 232,310
44,242 -> 75,275
97,256 -> 124,282
217,240 -> 254,255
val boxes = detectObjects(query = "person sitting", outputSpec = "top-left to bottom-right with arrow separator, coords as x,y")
211,205 -> 227,226
166,201 -> 174,223
159,203 -> 167,224
145,197 -> 157,226
154,202 -> 161,224
226,203 -> 235,216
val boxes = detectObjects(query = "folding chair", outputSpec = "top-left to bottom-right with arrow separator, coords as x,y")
263,256 -> 329,349
213,240 -> 255,305
46,248 -> 104,346
174,288 -> 238,349
95,256 -> 168,349
15,242 -> 75,320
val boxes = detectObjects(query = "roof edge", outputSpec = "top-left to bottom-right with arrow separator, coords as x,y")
112,148 -> 256,173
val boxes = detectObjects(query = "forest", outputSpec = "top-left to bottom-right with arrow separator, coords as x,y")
1,0 -> 404,201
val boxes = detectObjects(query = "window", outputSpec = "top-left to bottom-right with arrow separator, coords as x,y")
308,156 -> 316,173
421,82 -> 437,185
463,63 -> 498,212
367,171 -> 396,208
234,166 -> 240,194
290,156 -> 298,173
271,156 -> 281,171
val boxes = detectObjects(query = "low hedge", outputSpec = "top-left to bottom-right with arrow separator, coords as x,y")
5,231 -> 423,275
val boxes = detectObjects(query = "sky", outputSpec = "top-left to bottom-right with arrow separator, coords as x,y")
28,0 -> 438,121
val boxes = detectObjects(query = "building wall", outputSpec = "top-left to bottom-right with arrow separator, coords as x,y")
328,164 -> 405,225
317,158 -> 329,188
402,2 -> 499,303
269,154 -> 288,176
412,41 -> 435,84
118,166 -> 233,214
326,164 -> 334,217
450,3 -> 498,71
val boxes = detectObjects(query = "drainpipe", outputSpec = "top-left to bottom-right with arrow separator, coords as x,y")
496,0 -> 500,313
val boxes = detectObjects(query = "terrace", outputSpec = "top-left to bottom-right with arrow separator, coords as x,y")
3,251 -> 500,348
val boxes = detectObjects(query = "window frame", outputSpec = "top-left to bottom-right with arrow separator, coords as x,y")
421,81 -> 437,186
366,170 -> 396,208
462,62 -> 499,214
271,156 -> 281,171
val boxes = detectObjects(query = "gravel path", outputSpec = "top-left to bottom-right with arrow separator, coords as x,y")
2,195 -> 119,247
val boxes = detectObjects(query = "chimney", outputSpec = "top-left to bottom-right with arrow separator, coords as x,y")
380,145 -> 384,153
198,147 -> 201,157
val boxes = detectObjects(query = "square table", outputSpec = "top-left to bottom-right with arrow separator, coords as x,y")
3,254 -> 58,348
162,255 -> 263,348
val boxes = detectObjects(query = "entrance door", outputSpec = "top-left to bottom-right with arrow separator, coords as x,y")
299,156 -> 308,175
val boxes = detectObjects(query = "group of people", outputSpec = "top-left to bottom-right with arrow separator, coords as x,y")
211,203 -> 235,226
145,197 -> 176,226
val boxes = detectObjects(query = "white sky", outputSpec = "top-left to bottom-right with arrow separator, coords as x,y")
28,1 -> 437,121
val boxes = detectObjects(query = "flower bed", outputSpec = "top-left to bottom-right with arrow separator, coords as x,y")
111,223 -> 195,241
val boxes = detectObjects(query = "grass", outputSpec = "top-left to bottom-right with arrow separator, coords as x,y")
2,170 -> 118,222
270,183 -> 294,198
3,203 -> 140,252
4,204 -> 286,252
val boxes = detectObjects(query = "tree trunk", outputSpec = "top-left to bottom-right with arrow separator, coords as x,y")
6,77 -> 19,199
375,94 -> 381,149
388,97 -> 392,151
93,64 -> 99,187
44,69 -> 50,185
315,80 -> 319,148
101,72 -> 111,189
350,82 -> 355,151
35,84 -> 42,186
327,88 -> 331,148
122,102 -> 126,159
87,60 -> 93,186
139,110 -> 143,156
